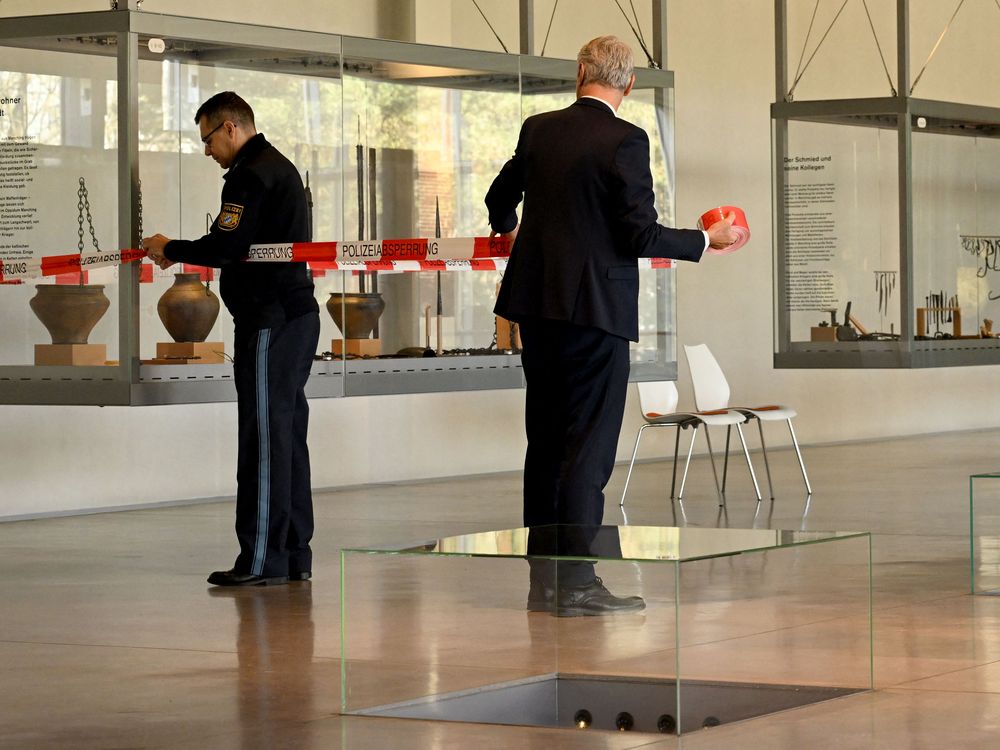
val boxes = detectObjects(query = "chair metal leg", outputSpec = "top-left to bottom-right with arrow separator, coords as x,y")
619,423 -> 648,507
787,419 -> 812,495
721,424 -> 732,493
755,419 -> 775,500
735,423 -> 762,502
702,427 -> 726,507
669,425 -> 682,499
677,425 -> 700,500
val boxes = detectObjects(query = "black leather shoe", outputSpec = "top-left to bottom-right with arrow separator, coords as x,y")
207,569 -> 288,587
289,571 -> 312,581
529,577 -> 645,617
527,580 -> 554,612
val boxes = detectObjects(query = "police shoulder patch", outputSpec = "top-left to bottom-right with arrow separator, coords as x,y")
217,203 -> 244,231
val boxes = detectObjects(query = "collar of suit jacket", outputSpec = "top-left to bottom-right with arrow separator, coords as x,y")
576,96 -> 618,117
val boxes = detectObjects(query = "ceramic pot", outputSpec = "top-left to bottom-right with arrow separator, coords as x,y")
157,273 -> 221,343
326,292 -> 386,339
29,284 -> 110,345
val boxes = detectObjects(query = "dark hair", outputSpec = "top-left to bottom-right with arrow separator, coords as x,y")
194,91 -> 255,128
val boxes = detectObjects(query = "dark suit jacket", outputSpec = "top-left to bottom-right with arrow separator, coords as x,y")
487,97 -> 705,342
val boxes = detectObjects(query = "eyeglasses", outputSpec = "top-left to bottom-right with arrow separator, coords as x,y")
200,121 -> 226,145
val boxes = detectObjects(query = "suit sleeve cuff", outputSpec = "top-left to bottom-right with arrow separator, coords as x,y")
491,214 -> 518,235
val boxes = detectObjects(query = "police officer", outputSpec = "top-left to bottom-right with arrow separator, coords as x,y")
143,91 -> 320,587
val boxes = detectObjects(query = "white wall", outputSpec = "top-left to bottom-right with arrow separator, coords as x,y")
3,1 -> 999,518
0,388 -> 526,518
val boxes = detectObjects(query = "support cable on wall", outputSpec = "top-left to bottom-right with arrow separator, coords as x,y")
540,0 -> 559,57
470,0 -> 509,53
787,0 -> 895,100
787,0 -> 849,100
611,0 -> 657,68
910,0 -> 966,95
861,0 -> 896,96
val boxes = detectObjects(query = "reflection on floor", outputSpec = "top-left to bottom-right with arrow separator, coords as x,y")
3,428 -> 1000,748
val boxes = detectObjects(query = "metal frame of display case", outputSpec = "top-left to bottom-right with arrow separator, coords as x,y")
0,3 -> 678,405
772,0 -> 1000,368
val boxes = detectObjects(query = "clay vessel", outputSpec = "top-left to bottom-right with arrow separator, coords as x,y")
29,284 -> 110,345
326,292 -> 386,339
157,273 -> 221,343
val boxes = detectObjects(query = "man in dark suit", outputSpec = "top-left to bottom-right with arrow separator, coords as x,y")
487,36 -> 737,615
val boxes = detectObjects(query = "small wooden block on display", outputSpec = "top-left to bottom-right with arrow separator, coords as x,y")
332,338 -> 382,357
34,343 -> 108,366
809,326 -> 838,342
496,315 -> 522,350
154,341 -> 225,365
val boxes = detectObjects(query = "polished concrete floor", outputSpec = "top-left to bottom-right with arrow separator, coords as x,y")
3,428 -> 1000,748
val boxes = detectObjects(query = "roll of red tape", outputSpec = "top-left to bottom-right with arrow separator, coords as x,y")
699,205 -> 750,255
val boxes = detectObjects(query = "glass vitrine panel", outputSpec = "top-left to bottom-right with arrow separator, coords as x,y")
776,118 -> 900,359
333,40 -> 519,369
775,1 -> 1000,368
911,132 -> 1000,347
0,39 -> 121,379
135,39 -> 344,383
0,10 -> 681,402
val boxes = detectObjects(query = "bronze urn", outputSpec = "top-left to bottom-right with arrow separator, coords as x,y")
326,292 -> 385,339
29,284 -> 111,345
157,272 -> 221,343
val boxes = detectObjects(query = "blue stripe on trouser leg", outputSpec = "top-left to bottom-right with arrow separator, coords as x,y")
251,328 -> 271,576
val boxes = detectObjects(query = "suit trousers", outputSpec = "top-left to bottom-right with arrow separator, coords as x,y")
519,318 -> 630,586
233,311 -> 320,578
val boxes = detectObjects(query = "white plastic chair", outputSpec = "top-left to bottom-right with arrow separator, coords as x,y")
683,344 -> 812,497
619,380 -> 762,507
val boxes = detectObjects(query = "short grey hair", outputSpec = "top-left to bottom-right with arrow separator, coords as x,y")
577,35 -> 634,90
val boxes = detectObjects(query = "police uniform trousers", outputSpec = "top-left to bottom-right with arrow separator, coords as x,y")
519,317 -> 630,587
232,311 -> 320,579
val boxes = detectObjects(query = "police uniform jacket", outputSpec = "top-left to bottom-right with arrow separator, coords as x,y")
487,98 -> 705,342
164,133 -> 318,330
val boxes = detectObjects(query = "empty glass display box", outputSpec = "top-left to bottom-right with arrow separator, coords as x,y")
341,524 -> 873,736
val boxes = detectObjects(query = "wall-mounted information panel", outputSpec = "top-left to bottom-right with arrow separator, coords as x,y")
773,0 -> 1000,368
0,9 -> 679,404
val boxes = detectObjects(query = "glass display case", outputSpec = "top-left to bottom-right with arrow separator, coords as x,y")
0,8 -> 680,405
341,524 -> 872,735
970,471 -> 1000,595
772,0 -> 1000,368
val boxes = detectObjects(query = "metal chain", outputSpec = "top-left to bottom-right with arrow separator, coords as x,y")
77,179 -> 85,254
137,178 -> 143,242
76,176 -> 100,253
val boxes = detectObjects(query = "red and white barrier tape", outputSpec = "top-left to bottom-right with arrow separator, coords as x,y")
699,205 -> 750,256
245,236 -> 511,263
0,248 -> 147,284
1,238 -> 673,284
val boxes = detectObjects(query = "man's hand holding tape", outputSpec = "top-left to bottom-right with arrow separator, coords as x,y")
142,234 -> 175,270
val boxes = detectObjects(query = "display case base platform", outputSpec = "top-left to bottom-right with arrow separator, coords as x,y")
341,524 -> 873,737
153,341 -> 225,365
34,343 -> 108,366
332,338 -> 382,357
